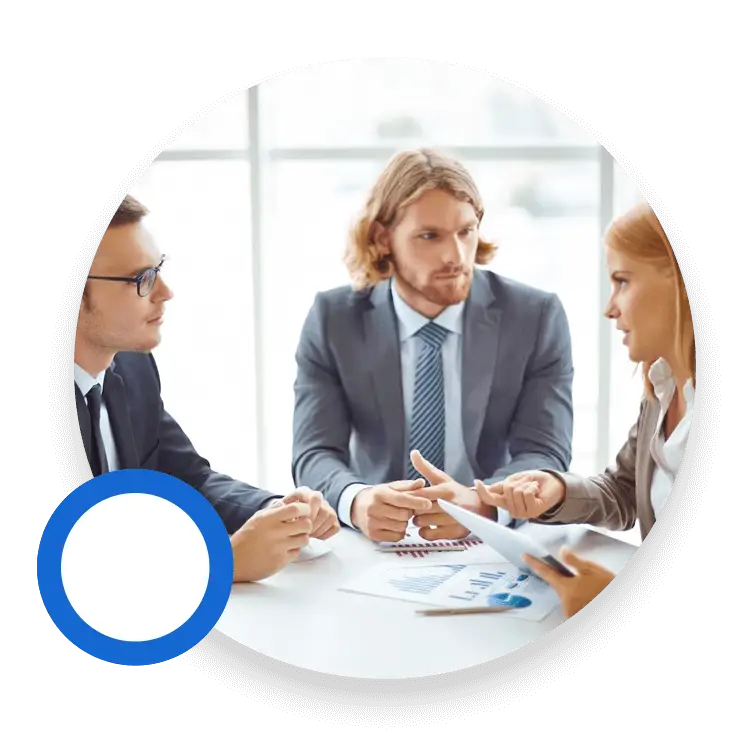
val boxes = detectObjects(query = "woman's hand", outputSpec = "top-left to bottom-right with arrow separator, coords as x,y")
474,470 -> 566,519
523,547 -> 616,618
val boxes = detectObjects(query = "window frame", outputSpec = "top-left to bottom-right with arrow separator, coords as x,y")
153,86 -> 619,487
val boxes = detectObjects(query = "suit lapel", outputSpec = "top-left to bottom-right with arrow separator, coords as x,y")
364,282 -> 405,475
637,398 -> 659,536
75,383 -> 97,474
462,272 -> 503,462
103,364 -> 140,469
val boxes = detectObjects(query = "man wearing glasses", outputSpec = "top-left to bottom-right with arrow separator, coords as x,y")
75,195 -> 339,582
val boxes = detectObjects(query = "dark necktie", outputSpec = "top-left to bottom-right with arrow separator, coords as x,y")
86,383 -> 110,476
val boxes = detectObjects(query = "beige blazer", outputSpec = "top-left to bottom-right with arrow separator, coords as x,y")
540,397 -> 659,541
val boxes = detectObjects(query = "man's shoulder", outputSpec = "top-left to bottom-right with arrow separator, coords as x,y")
311,282 -> 377,313
112,351 -> 159,385
478,269 -> 558,310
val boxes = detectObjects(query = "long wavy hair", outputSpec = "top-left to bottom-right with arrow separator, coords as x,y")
605,201 -> 695,397
344,148 -> 497,290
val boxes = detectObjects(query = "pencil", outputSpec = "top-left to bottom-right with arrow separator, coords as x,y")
416,606 -> 514,616
377,544 -> 467,553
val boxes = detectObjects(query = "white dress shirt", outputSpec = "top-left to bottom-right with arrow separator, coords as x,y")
337,282 -> 475,528
74,363 -> 120,472
648,358 -> 694,518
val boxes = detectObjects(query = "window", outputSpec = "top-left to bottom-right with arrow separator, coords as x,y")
162,93 -> 249,152
134,159 -> 258,481
609,162 -> 648,454
258,160 -> 374,487
133,60 -> 644,493
598,162 -> 647,545
261,59 -> 597,147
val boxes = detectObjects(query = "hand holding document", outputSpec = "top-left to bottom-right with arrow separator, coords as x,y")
522,547 -> 616,618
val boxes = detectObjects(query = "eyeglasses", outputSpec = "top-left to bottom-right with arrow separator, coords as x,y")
87,255 -> 167,297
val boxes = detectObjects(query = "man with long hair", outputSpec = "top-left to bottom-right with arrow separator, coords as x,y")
292,149 -> 575,542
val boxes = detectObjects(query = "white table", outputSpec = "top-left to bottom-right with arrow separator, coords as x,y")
216,523 -> 637,679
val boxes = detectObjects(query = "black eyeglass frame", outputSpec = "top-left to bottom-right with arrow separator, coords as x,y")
87,255 -> 167,297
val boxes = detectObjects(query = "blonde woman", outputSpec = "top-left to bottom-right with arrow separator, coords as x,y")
414,201 -> 694,616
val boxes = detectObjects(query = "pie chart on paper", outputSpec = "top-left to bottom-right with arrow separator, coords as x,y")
487,592 -> 532,608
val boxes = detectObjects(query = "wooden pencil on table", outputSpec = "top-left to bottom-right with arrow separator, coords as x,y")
416,606 -> 514,616
377,544 -> 467,553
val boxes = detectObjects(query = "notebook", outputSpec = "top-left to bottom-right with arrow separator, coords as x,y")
376,524 -> 484,558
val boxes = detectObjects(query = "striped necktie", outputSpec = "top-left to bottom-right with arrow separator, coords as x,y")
408,321 -> 449,480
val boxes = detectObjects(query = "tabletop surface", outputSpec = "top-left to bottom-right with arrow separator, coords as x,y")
216,522 -> 638,679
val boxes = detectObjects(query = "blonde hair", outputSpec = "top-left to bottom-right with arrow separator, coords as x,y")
605,201 -> 695,398
344,148 -> 497,289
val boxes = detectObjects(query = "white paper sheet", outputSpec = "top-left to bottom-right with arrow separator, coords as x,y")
339,561 -> 559,621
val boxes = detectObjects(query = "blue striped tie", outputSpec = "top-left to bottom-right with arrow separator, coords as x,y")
408,322 -> 450,480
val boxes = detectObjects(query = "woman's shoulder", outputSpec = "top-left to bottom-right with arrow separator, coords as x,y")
632,395 -> 661,448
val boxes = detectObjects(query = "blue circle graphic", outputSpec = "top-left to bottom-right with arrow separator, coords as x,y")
37,470 -> 233,666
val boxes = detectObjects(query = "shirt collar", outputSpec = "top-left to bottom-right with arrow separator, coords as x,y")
390,279 -> 464,342
647,358 -> 695,409
74,363 -> 106,397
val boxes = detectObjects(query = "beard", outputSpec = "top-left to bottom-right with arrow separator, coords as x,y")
395,264 -> 473,308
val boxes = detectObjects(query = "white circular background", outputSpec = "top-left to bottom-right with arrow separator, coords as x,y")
61,493 -> 209,641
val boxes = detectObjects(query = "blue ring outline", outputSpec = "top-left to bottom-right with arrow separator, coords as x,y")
37,469 -> 233,666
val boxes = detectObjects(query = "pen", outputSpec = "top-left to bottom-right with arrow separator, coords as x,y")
416,606 -> 515,616
377,544 -> 467,553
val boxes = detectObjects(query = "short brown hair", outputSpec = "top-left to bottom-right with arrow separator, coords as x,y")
90,195 -> 148,270
344,149 -> 497,289
110,194 -> 148,228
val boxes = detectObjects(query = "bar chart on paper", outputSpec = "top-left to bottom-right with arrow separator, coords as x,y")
389,564 -> 466,595
391,537 -> 484,558
376,526 -> 485,558
340,562 -> 558,621
448,569 -> 509,603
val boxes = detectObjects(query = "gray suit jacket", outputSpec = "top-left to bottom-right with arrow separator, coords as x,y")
292,270 -> 575,512
539,396 -> 659,540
